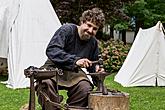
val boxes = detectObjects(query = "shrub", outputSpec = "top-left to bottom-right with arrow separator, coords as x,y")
98,39 -> 131,73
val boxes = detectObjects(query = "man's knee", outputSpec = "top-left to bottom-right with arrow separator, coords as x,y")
37,79 -> 56,90
78,81 -> 93,95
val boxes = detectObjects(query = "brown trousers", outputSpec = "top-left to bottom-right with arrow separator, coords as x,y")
36,79 -> 93,110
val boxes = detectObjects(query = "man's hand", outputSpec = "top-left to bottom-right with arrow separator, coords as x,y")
76,58 -> 105,72
95,65 -> 105,73
76,58 -> 92,68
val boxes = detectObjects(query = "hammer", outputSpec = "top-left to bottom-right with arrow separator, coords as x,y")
91,55 -> 104,68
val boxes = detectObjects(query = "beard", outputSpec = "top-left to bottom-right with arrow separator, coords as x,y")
79,30 -> 93,40
79,34 -> 91,40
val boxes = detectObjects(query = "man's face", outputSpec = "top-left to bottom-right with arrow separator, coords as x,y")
79,21 -> 99,40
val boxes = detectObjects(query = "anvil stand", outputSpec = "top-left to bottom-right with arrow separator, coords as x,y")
89,55 -> 111,95
24,67 -> 60,110
87,72 -> 111,95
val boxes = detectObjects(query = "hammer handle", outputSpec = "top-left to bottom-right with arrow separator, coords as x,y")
91,61 -> 99,64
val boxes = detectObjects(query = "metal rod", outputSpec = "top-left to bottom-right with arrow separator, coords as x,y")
29,73 -> 35,110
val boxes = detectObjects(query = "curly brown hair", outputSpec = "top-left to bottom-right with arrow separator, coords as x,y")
80,8 -> 105,28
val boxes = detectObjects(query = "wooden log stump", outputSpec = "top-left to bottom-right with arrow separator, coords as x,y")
88,92 -> 129,110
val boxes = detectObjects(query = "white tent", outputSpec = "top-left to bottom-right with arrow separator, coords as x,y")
115,21 -> 165,87
0,0 -> 61,89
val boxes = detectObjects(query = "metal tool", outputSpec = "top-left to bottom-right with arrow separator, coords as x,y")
91,55 -> 104,68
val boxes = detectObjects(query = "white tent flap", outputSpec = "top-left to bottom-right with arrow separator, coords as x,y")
115,21 -> 165,87
0,0 -> 61,88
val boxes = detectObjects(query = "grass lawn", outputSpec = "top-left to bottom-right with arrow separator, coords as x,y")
105,74 -> 165,110
0,76 -> 29,110
0,74 -> 165,110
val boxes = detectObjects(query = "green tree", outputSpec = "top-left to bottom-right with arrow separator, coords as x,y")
145,0 -> 165,27
50,0 -> 133,24
50,0 -> 135,41
124,0 -> 165,36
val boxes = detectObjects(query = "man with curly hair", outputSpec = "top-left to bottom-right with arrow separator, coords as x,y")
37,8 -> 105,110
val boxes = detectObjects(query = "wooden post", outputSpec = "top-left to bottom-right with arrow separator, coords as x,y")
88,92 -> 129,110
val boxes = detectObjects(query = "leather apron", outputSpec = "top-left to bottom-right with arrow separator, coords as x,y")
41,59 -> 90,87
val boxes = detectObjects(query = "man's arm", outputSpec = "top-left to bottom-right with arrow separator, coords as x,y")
46,25 -> 80,70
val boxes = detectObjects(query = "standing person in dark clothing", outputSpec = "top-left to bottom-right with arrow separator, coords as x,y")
37,8 -> 105,110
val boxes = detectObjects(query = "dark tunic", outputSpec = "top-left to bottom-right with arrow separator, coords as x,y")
44,23 -> 99,87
